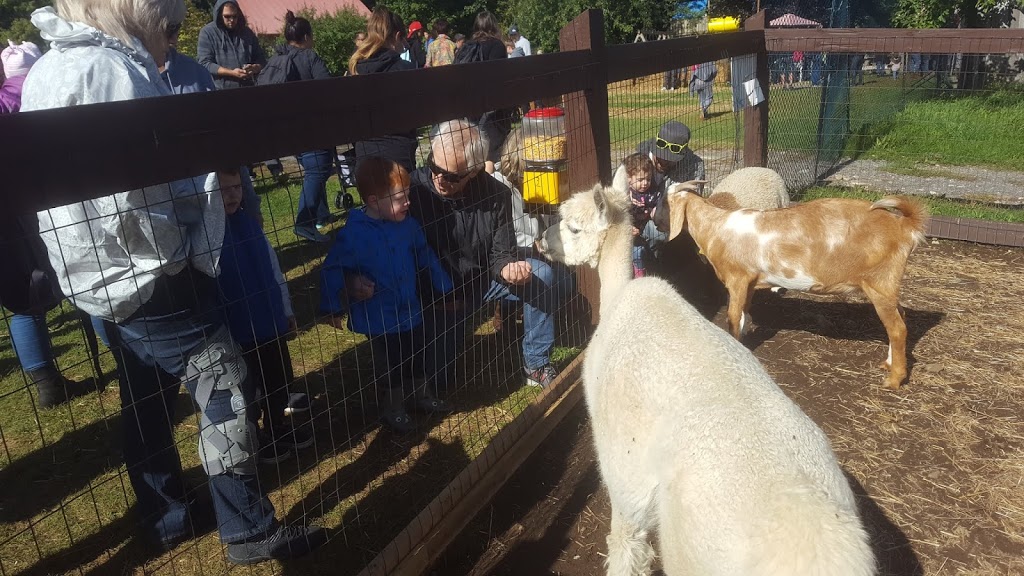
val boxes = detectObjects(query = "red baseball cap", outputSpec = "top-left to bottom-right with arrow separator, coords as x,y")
407,21 -> 423,38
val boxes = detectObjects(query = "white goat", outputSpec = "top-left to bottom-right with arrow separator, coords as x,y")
709,166 -> 790,210
538,183 -> 875,576
657,183 -> 929,389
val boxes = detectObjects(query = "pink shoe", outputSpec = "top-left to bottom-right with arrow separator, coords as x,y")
633,265 -> 646,278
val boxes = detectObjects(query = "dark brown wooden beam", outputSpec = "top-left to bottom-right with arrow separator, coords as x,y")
0,51 -> 596,214
606,30 -> 764,83
766,27 -> 1024,54
743,11 -> 770,168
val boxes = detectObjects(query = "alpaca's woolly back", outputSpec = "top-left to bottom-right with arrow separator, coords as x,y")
710,167 -> 790,211
585,276 -> 875,576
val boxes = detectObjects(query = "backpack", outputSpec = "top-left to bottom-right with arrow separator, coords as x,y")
453,40 -> 485,65
257,50 -> 300,86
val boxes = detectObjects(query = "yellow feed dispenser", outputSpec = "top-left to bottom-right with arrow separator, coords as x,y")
521,107 -> 567,205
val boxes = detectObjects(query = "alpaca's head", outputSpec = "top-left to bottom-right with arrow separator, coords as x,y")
653,180 -> 706,241
538,183 -> 630,268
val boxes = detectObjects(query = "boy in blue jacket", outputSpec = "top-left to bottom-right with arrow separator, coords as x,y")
213,168 -> 312,463
320,157 -> 454,433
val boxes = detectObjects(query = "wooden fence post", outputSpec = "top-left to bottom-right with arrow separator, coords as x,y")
559,9 -> 611,324
559,9 -> 612,190
744,10 -> 770,167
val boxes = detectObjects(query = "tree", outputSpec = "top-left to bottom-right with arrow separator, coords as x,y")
0,0 -> 50,45
891,0 -> 1022,28
499,0 -> 676,53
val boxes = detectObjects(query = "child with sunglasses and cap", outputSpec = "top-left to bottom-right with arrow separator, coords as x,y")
320,157 -> 454,434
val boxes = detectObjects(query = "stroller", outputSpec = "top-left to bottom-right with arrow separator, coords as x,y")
334,147 -> 357,211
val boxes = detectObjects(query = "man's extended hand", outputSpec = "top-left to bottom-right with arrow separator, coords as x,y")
501,261 -> 532,285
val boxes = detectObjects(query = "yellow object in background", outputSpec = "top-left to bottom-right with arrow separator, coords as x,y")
707,16 -> 740,33
522,166 -> 567,205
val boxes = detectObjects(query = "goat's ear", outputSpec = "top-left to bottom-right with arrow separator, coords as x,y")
660,186 -> 690,241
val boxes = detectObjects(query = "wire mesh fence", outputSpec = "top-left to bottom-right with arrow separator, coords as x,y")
764,36 -> 1024,211
3,12 -> 1021,576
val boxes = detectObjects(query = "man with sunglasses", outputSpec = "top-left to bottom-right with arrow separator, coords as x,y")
409,120 -> 572,391
636,120 -> 706,189
198,0 -> 266,90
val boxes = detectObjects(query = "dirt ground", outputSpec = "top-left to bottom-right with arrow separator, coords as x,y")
433,238 -> 1024,576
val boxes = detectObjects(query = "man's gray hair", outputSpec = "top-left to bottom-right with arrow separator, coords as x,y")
55,0 -> 185,59
431,119 -> 490,170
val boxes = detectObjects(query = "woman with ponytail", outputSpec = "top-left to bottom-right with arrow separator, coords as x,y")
347,6 -> 417,172
271,11 -> 336,241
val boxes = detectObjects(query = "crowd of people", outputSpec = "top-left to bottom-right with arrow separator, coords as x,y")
3,0 -> 713,567
1,0 -> 556,566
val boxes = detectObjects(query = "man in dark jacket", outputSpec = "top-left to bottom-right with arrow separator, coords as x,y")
409,119 -> 571,390
406,21 -> 427,68
197,0 -> 266,90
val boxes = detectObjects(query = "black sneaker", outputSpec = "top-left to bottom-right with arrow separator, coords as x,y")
283,392 -> 311,416
524,365 -> 559,389
380,408 -> 415,434
259,426 -> 314,465
226,524 -> 327,565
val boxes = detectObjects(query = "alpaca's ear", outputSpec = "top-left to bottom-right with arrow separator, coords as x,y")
611,164 -> 629,195
593,185 -> 609,227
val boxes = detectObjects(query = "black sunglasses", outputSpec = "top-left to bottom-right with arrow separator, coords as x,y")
165,22 -> 182,39
656,137 -> 688,155
427,153 -> 472,184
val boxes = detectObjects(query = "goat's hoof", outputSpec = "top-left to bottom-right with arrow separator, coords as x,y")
883,376 -> 904,390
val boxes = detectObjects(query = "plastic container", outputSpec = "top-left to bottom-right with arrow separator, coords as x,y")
707,16 -> 740,33
522,107 -> 567,163
522,160 -> 567,205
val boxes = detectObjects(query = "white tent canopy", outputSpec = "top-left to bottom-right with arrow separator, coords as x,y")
769,13 -> 823,28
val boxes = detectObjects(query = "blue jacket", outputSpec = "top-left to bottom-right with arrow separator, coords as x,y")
219,210 -> 291,347
320,210 -> 452,336
162,48 -> 216,94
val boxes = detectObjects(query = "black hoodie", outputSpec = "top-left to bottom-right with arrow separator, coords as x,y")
197,0 -> 267,89
353,48 -> 418,172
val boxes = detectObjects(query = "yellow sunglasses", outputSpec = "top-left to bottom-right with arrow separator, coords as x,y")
656,137 -> 688,154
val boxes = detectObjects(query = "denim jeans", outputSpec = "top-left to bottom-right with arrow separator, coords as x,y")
8,312 -> 52,372
663,69 -> 681,90
426,257 -> 573,393
632,219 -> 669,270
296,150 -> 334,231
112,270 -> 276,545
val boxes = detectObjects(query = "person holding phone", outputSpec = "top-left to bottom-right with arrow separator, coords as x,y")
197,0 -> 266,90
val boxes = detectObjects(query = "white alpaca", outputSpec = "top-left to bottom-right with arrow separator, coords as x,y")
537,182 -> 875,576
709,166 -> 790,210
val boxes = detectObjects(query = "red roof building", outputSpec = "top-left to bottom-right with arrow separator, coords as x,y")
239,0 -> 370,35
769,13 -> 823,28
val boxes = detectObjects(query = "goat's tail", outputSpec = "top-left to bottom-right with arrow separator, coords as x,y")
745,485 -> 876,576
872,196 -> 930,246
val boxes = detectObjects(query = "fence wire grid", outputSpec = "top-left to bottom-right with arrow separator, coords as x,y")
4,17 -> 1024,576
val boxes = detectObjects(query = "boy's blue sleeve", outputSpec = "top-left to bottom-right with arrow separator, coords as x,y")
320,232 -> 355,315
410,217 -> 453,293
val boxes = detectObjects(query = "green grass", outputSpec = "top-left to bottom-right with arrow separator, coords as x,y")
609,76 -> 1024,170
0,167 -> 585,574
799,185 -> 1024,223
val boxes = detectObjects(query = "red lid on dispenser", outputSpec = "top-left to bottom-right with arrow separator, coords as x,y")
524,107 -> 564,118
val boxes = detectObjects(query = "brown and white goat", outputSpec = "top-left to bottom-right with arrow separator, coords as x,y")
658,183 -> 929,389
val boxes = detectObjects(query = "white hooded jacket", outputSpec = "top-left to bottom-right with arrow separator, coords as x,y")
23,8 -> 224,322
